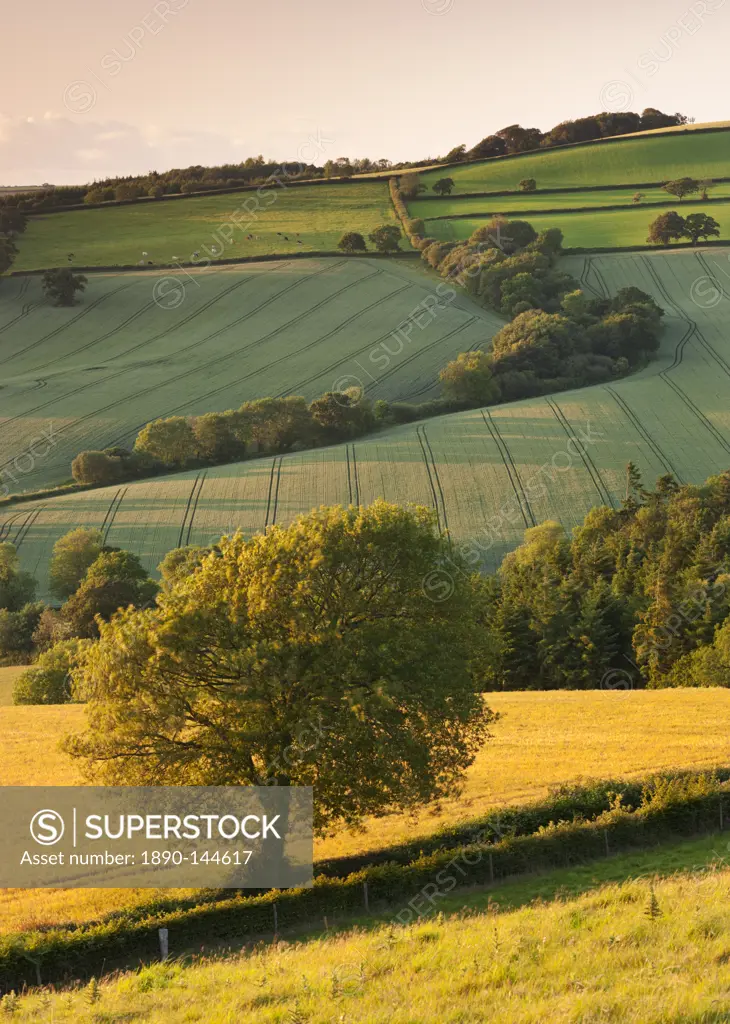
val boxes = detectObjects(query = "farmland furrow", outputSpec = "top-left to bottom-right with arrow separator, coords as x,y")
270,459 -> 283,527
185,472 -> 207,546
372,317 -> 479,399
13,507 -> 44,549
99,488 -> 123,535
0,510 -> 28,542
5,281 -> 135,364
421,425 -> 451,540
0,263 -> 348,471
604,386 -> 683,481
415,426 -> 443,533
263,459 -> 279,531
481,410 -> 535,527
351,444 -> 361,506
176,475 -> 202,548
545,396 -> 614,508
102,488 -> 127,545
345,446 -> 353,504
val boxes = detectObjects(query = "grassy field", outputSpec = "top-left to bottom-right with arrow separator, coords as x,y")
11,182 -> 404,271
5,247 -> 729,595
8,835 -> 730,1021
410,183 -> 730,217
418,128 -> 730,193
0,688 -> 728,935
0,258 -> 502,497
425,200 -> 730,248
0,665 -> 24,705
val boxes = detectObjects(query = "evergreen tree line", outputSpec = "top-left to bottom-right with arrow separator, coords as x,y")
476,467 -> 730,690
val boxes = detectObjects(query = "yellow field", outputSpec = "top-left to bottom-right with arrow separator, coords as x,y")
0,689 -> 728,936
0,665 -> 25,706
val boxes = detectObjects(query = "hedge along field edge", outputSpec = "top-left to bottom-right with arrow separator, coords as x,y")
2,771 -> 729,992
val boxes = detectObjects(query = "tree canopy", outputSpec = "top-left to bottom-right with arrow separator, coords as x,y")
65,502 -> 495,833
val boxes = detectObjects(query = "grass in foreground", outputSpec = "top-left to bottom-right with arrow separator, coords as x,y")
8,834 -> 730,1022
418,129 -> 730,192
426,199 -> 730,248
12,182 -> 402,271
1,689 -> 729,935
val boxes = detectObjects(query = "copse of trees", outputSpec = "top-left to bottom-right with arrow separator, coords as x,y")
476,468 -> 730,690
648,210 -> 721,246
450,109 -> 690,163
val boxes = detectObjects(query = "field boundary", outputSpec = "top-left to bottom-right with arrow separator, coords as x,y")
421,194 -> 730,221
2,775 -> 728,991
7,250 -> 421,277
414,177 -> 730,202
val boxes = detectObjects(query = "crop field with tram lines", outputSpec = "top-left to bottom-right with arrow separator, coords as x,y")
0,257 -> 503,497
2,246 -> 729,601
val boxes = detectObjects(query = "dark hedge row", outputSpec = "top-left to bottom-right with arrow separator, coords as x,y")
1,771 -> 728,992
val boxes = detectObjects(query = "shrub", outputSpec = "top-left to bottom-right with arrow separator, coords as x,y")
439,351 -> 501,406
337,232 -> 367,253
71,450 -> 123,486
13,639 -> 87,705
519,178 -> 537,192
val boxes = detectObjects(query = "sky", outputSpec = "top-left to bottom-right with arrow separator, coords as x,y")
1,0 -> 728,185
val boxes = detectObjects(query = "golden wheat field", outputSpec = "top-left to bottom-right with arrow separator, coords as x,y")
0,689 -> 729,935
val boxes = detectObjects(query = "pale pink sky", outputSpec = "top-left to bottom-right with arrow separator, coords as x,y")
1,0 -> 728,184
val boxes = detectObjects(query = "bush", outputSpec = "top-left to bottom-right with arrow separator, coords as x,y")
337,232 -> 367,253
13,639 -> 87,705
439,350 -> 501,406
519,178 -> 537,192
71,450 -> 123,486
0,602 -> 44,662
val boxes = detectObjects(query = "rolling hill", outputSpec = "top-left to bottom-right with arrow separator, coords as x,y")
418,127 -> 730,192
3,246 -> 729,597
0,257 -> 502,495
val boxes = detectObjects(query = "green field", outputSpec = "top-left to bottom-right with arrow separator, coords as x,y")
418,129 -> 730,192
410,183 -> 730,218
4,248 -> 730,597
0,258 -> 502,496
11,182 -> 405,271
8,834 -> 730,1022
426,201 -> 730,248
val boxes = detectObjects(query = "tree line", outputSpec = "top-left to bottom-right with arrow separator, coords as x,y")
440,108 -> 690,164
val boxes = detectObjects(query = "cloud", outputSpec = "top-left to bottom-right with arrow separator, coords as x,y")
0,115 -> 255,185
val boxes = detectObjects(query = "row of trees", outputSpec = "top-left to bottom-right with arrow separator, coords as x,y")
442,109 -> 690,164
71,390 -> 382,485
337,225 -> 402,253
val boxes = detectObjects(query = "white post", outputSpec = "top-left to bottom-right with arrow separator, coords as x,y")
158,927 -> 169,960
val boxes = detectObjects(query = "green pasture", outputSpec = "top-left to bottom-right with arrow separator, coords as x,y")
410,183 -> 730,219
424,200 -> 730,248
11,183 -> 405,271
418,129 -> 730,192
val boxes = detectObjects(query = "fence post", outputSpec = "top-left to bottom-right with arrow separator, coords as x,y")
363,881 -> 370,913
604,830 -> 610,857
273,903 -> 278,936
158,928 -> 169,961
721,798 -> 724,832
488,852 -> 494,883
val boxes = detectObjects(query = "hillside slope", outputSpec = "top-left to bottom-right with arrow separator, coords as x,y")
0,258 -> 502,494
419,128 -> 730,192
3,247 -> 728,595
